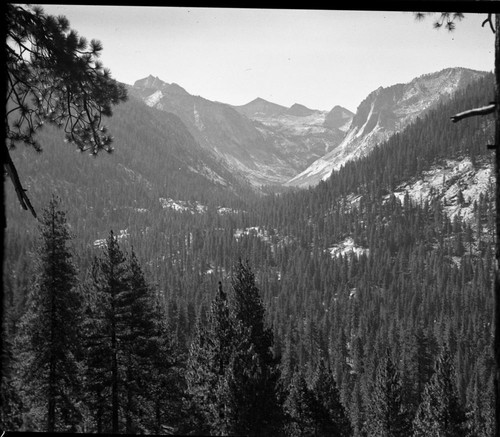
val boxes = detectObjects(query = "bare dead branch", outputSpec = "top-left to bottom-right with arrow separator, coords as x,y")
3,144 -> 37,218
450,103 -> 496,123
482,13 -> 496,34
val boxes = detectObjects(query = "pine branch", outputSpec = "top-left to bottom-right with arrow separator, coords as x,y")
3,143 -> 37,218
450,103 -> 496,123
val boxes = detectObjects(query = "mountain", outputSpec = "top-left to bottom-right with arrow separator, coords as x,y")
232,99 -> 354,173
132,77 -> 353,186
286,103 -> 316,117
131,77 -> 305,186
323,105 -> 354,131
232,97 -> 288,119
286,67 -> 488,187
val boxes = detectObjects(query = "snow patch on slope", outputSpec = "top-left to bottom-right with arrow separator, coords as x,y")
328,237 -> 369,258
193,104 -> 205,131
388,157 -> 493,223
159,198 -> 244,215
159,198 -> 207,214
93,229 -> 129,249
144,90 -> 163,107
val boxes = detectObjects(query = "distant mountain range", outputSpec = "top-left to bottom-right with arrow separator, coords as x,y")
130,75 -> 353,186
130,67 -> 486,190
6,66 -> 490,238
286,67 -> 486,187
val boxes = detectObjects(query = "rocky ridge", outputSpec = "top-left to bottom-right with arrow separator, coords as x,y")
286,67 -> 487,187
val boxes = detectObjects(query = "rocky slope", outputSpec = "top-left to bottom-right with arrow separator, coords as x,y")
131,76 -> 353,186
233,99 -> 353,170
131,77 -> 299,186
286,67 -> 487,188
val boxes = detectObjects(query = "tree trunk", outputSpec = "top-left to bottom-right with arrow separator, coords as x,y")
48,208 -> 56,432
112,315 -> 119,433
495,12 -> 500,437
48,306 -> 56,432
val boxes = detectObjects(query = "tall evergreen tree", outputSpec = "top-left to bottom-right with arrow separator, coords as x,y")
14,196 -> 81,431
227,259 -> 283,436
186,282 -> 237,434
83,234 -> 175,433
5,4 -> 127,217
121,249 -> 178,433
365,349 -> 409,437
283,370 -> 317,437
311,358 -> 353,437
187,262 -> 283,435
412,347 -> 467,437
278,318 -> 298,403
147,295 -> 185,435
81,230 -> 128,433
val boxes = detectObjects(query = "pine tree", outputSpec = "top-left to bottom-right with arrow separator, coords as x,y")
283,370 -> 316,437
121,249 -> 177,433
311,358 -> 353,436
148,295 -> 184,435
278,317 -> 298,403
186,282 -> 237,434
187,262 -> 283,435
14,196 -> 81,432
82,234 -> 175,433
412,347 -> 467,437
365,350 -> 409,437
5,4 -> 127,217
349,378 -> 366,437
81,231 -> 127,432
0,333 -> 23,430
227,259 -> 283,436
1,276 -> 25,431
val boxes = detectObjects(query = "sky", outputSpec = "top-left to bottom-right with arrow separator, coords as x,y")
40,5 -> 495,113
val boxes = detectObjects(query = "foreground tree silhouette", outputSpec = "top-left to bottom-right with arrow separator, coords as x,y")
226,260 -> 283,435
412,347 -> 467,437
4,4 -> 127,218
82,234 -> 179,433
81,231 -> 129,433
187,261 -> 283,435
283,371 -> 317,436
14,196 -> 81,431
310,358 -> 352,436
186,282 -> 237,434
365,350 -> 410,437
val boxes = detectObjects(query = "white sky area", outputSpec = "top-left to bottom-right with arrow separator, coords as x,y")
41,5 -> 495,113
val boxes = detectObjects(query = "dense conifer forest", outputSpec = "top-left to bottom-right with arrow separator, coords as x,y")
2,73 -> 496,435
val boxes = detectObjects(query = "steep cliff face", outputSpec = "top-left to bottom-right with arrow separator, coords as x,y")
132,77 -> 353,186
132,77 -> 306,186
286,68 -> 487,188
233,100 -> 353,173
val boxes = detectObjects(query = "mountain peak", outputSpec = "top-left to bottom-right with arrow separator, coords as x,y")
286,103 -> 316,117
134,75 -> 167,89
287,67 -> 487,188
232,97 -> 287,119
133,76 -> 190,97
251,97 -> 272,104
323,106 -> 354,130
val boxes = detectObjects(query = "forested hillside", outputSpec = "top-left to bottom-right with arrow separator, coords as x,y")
2,72 -> 496,435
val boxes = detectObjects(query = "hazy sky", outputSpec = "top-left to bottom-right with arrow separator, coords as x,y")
41,5 -> 495,112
